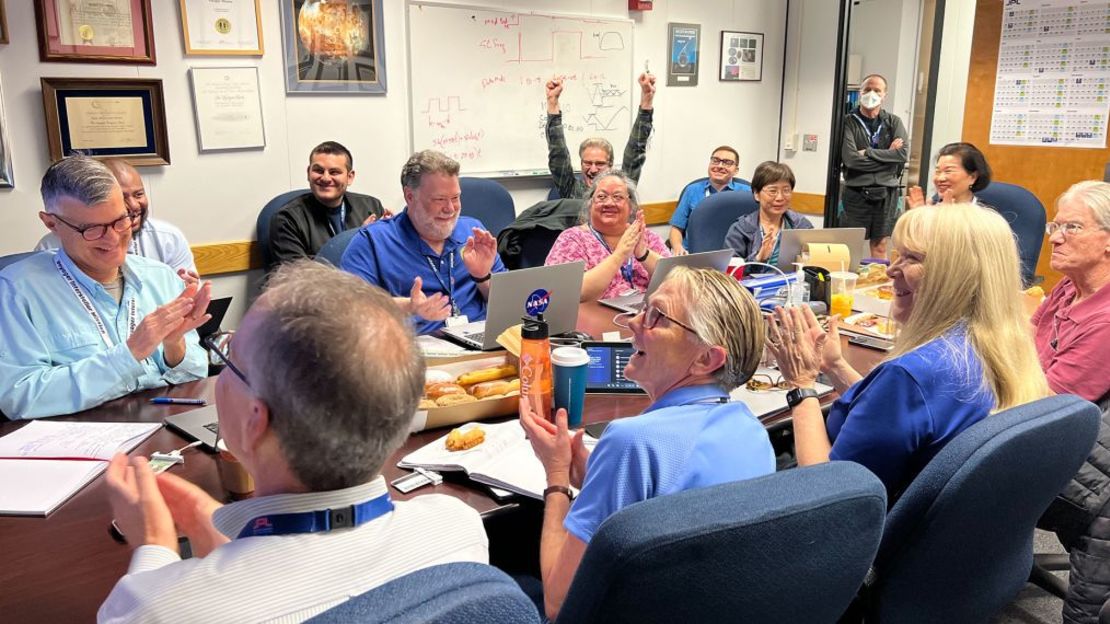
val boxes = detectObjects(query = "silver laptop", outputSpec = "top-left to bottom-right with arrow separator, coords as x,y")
164,404 -> 220,450
598,249 -> 734,314
777,228 -> 868,271
441,261 -> 585,351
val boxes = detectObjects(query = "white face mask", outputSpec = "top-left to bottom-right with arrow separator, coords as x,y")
860,91 -> 882,109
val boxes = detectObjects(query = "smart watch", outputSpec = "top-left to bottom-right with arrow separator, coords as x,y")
786,387 -> 821,409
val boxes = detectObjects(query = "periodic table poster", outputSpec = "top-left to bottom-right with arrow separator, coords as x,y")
990,0 -> 1110,148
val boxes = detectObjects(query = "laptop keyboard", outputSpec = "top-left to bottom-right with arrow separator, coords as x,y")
464,332 -> 485,345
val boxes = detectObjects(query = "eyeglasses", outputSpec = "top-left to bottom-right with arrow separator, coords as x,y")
593,193 -> 628,204
709,157 -> 738,167
1046,222 -> 1085,237
759,187 -> 793,199
203,334 -> 251,387
614,305 -> 698,335
52,212 -> 133,241
745,373 -> 790,392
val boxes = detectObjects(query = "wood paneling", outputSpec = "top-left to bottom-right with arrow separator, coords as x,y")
193,241 -> 260,276
641,200 -> 678,226
791,192 -> 825,216
961,0 -> 1104,289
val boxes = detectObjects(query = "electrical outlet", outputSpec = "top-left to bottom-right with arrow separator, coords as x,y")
803,134 -> 818,152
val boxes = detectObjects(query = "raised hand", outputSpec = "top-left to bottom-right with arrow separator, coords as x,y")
546,77 -> 564,113
127,281 -> 212,362
638,72 -> 656,108
766,305 -> 826,389
461,227 -> 498,279
362,208 -> 395,227
906,186 -> 927,209
409,276 -> 452,321
615,216 -> 644,261
520,397 -> 573,485
756,225 -> 778,261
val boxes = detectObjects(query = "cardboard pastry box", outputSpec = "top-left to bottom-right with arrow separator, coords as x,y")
410,355 -> 520,433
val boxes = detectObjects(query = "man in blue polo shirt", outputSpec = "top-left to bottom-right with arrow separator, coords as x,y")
340,150 -> 506,334
668,146 -> 750,255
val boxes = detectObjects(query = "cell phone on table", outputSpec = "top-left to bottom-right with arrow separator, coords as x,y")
847,334 -> 894,352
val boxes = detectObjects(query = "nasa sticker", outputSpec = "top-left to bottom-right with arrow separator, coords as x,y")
525,289 -> 551,316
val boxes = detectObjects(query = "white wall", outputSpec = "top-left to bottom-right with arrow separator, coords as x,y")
927,0 -> 975,196
0,0 -> 789,326
780,0 -> 839,194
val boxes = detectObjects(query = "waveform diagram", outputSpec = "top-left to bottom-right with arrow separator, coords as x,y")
586,82 -> 626,108
582,106 -> 628,132
422,96 -> 467,129
510,30 -> 615,63
594,31 -> 625,51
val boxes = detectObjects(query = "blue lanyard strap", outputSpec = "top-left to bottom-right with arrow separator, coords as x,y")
425,251 -> 459,316
237,492 -> 394,539
852,113 -> 883,148
589,227 -> 635,288
326,202 -> 348,237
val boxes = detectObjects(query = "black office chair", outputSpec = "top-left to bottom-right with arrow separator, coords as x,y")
256,189 -> 309,270
459,177 -> 515,236
556,462 -> 887,624
975,181 -> 1047,286
496,199 -> 584,269
684,191 -> 759,253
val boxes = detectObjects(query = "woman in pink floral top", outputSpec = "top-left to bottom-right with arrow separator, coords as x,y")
545,171 -> 671,301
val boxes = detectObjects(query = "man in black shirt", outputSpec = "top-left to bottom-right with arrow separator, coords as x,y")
267,141 -> 388,271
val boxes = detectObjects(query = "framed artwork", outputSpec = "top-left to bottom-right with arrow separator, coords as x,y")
0,1 -> 9,45
41,77 -> 170,166
189,67 -> 266,151
667,23 -> 700,87
179,0 -> 264,56
719,31 -> 764,82
279,0 -> 387,94
0,74 -> 13,188
34,0 -> 156,64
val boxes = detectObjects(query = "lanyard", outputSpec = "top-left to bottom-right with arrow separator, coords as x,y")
54,257 -> 137,349
425,251 -> 459,316
589,227 -> 635,289
853,113 -> 883,148
237,492 -> 394,539
325,202 -> 348,237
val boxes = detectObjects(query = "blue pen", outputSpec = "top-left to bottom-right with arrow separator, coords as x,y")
150,397 -> 207,406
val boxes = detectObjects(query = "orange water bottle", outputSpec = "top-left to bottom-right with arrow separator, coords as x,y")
519,314 -> 553,421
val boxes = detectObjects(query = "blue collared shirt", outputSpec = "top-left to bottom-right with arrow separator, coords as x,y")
565,384 -> 775,543
0,249 -> 207,420
339,212 -> 507,335
669,178 -> 751,237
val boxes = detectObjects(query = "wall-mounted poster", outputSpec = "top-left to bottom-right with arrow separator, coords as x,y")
0,74 -> 13,188
34,0 -> 156,64
667,23 -> 700,87
280,0 -> 386,94
719,31 -> 763,82
41,77 -> 170,166
179,0 -> 264,56
189,67 -> 266,151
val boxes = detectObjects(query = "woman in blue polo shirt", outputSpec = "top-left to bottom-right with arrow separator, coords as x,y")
520,267 -> 775,620
767,203 -> 1050,500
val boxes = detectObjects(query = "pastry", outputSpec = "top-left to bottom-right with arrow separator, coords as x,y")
456,364 -> 518,387
425,382 -> 467,400
446,426 -> 485,451
435,393 -> 478,407
418,399 -> 436,410
425,369 -> 454,385
468,378 -> 520,399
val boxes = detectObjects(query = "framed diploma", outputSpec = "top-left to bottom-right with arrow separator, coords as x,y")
719,31 -> 763,82
41,77 -> 169,166
189,67 -> 266,151
280,0 -> 387,94
179,0 -> 263,56
35,0 -> 156,64
0,74 -> 13,188
0,1 -> 9,45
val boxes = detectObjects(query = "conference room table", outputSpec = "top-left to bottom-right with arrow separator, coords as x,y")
0,302 -> 885,622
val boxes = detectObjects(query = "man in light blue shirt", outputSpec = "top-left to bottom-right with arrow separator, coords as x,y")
34,159 -> 196,274
668,146 -> 751,254
340,150 -> 505,335
0,156 -> 210,420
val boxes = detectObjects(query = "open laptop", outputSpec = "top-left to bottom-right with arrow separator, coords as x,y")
777,228 -> 868,271
441,261 -> 585,351
164,404 -> 221,450
598,249 -> 733,314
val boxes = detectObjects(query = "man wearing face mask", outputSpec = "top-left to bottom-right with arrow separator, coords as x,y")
840,74 -> 909,258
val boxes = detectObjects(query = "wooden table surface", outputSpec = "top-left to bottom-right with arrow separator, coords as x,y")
0,301 -> 885,621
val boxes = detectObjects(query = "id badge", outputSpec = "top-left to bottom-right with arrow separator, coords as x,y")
445,314 -> 470,328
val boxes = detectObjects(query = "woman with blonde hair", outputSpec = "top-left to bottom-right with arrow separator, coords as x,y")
768,203 -> 1050,498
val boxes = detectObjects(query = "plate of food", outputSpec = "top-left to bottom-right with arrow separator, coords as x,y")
839,312 -> 897,340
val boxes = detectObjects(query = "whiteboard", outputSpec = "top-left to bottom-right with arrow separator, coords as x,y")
406,2 -> 635,176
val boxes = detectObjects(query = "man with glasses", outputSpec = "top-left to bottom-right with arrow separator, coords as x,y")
340,150 -> 505,335
668,146 -> 751,255
99,262 -> 487,622
544,72 -> 656,199
0,155 -> 209,420
34,158 -> 196,274
519,267 -> 775,619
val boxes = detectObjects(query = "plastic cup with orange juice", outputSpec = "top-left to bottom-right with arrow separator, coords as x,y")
829,271 -> 858,318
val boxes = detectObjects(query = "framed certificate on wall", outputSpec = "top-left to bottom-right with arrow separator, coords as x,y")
41,77 -> 169,166
189,67 -> 266,151
179,0 -> 263,56
34,0 -> 156,64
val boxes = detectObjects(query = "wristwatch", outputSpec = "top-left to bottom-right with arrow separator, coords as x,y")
543,485 -> 574,500
786,387 -> 821,409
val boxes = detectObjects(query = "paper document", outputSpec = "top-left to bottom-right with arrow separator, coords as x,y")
0,421 -> 160,516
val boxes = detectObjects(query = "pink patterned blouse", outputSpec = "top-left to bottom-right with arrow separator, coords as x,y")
544,225 -> 671,299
